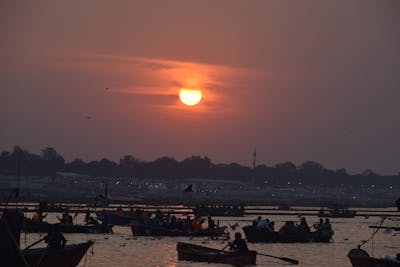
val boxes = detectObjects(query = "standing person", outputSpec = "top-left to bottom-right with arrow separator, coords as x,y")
208,216 -> 216,229
45,224 -> 66,249
229,232 -> 249,252
84,209 -> 91,225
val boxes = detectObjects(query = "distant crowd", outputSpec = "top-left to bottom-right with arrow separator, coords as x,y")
252,216 -> 332,235
107,207 -> 220,231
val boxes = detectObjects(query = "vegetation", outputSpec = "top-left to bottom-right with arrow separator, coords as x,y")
0,146 -> 398,186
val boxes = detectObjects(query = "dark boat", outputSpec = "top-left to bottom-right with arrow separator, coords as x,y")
23,218 -> 113,233
369,225 -> 400,231
1,210 -> 93,267
193,205 -> 245,217
318,207 -> 356,218
176,242 -> 257,265
4,241 -> 94,267
348,248 -> 400,267
242,225 -> 333,243
131,223 -> 227,237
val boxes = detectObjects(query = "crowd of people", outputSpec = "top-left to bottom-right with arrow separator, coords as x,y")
113,206 -> 219,231
252,216 -> 275,231
252,216 -> 332,235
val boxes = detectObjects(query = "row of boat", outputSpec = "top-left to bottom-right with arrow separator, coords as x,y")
177,243 -> 400,267
3,209 -> 398,266
1,211 -> 94,267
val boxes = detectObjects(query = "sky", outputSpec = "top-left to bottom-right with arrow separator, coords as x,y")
1,1 -> 399,174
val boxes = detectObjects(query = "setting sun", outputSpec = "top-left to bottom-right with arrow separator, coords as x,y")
179,88 -> 202,106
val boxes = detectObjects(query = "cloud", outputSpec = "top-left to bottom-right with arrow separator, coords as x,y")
74,52 -> 272,113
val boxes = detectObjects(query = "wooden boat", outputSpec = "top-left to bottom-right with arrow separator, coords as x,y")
318,207 -> 356,218
348,248 -> 400,267
369,225 -> 400,231
176,242 -> 257,265
131,223 -> 227,237
1,210 -> 93,267
242,225 -> 333,243
23,218 -> 110,233
3,241 -> 94,267
23,218 -> 113,233
193,205 -> 245,217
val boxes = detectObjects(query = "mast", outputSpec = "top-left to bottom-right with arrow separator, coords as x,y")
16,158 -> 21,207
252,148 -> 256,170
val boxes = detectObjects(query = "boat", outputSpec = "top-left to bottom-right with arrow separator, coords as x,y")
318,207 -> 356,218
131,223 -> 227,237
176,242 -> 257,265
348,248 -> 400,267
23,218 -> 113,234
1,210 -> 93,267
193,205 -> 245,217
369,225 -> 400,231
242,225 -> 333,243
5,241 -> 94,267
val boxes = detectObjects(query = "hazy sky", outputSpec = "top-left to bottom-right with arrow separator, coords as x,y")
1,1 -> 399,174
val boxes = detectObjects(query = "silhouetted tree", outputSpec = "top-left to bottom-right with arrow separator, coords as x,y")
65,159 -> 89,174
362,169 -> 378,177
180,156 -> 212,178
149,156 -> 179,178
1,146 -> 399,187
40,147 -> 65,175
118,155 -> 141,176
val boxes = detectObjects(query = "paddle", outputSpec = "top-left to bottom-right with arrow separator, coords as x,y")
24,237 -> 46,250
207,243 -> 230,264
257,252 -> 299,265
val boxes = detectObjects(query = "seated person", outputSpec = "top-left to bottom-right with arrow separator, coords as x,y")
45,224 -> 66,249
297,217 -> 310,233
115,207 -> 124,217
322,218 -> 332,231
229,232 -> 248,252
257,218 -> 271,231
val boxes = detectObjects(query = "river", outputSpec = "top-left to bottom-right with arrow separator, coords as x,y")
22,211 -> 399,267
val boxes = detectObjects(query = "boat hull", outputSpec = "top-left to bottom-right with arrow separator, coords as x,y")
348,248 -> 400,267
1,241 -> 93,267
23,218 -> 113,234
176,242 -> 256,265
131,224 -> 227,237
243,226 -> 333,243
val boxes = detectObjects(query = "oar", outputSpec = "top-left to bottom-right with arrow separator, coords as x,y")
24,237 -> 46,250
257,252 -> 299,265
208,243 -> 230,264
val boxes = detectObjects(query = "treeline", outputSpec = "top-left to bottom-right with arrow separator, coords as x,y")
0,146 -> 399,186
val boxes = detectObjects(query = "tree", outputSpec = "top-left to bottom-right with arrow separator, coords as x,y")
119,155 -> 141,176
40,147 -> 65,175
180,156 -> 212,178
362,169 -> 378,177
